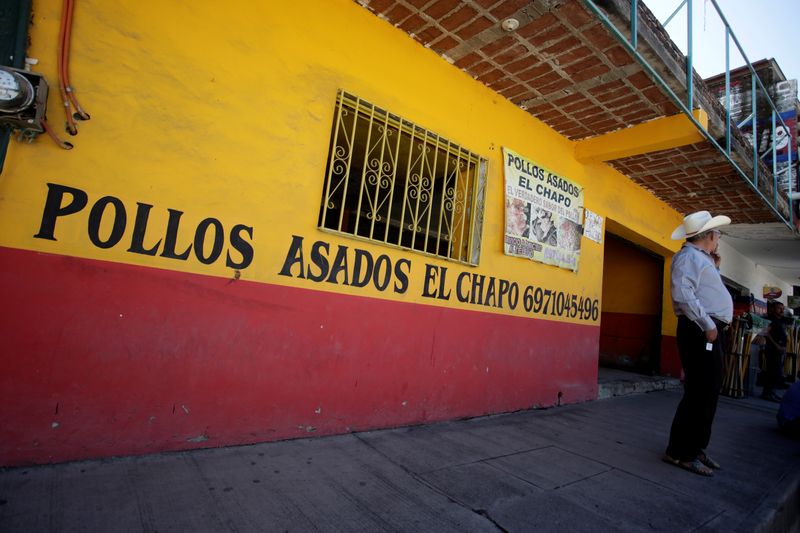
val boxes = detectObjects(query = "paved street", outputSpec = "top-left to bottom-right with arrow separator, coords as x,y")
1,387 -> 798,532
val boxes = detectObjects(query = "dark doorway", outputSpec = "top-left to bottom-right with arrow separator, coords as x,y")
599,233 -> 664,375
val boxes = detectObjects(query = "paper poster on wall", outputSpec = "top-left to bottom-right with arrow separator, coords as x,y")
502,147 -> 584,271
583,209 -> 603,244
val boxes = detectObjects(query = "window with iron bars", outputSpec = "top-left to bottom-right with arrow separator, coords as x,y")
319,91 -> 487,266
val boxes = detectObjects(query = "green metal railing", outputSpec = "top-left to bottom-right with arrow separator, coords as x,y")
582,0 -> 796,230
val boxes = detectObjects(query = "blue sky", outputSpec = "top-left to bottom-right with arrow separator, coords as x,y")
645,0 -> 800,82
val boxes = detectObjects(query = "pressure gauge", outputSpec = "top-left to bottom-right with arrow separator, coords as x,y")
0,68 -> 35,114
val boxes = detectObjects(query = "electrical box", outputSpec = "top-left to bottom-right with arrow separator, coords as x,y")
0,66 -> 48,135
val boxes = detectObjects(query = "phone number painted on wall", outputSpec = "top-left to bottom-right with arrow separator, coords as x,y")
280,235 -> 599,322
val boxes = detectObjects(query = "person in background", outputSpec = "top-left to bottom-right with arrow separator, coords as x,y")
663,210 -> 732,477
778,380 -> 800,438
761,301 -> 788,402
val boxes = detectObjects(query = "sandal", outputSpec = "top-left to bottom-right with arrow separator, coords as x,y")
662,454 -> 714,477
697,451 -> 721,470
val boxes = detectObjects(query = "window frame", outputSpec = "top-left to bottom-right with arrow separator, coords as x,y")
318,90 -> 487,267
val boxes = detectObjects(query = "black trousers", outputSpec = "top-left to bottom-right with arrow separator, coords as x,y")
666,316 -> 725,461
762,347 -> 785,396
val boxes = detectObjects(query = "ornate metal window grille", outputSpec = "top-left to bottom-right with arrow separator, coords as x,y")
319,91 -> 486,266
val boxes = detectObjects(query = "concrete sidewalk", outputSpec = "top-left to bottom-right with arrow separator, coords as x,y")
1,387 -> 798,532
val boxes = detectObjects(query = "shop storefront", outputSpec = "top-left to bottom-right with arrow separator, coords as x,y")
0,0 -> 690,466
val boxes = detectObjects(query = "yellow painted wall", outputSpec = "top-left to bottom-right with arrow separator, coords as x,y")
0,0 -> 684,324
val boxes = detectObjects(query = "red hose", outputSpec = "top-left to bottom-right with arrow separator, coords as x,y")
63,0 -> 89,120
40,118 -> 74,149
57,0 -> 77,134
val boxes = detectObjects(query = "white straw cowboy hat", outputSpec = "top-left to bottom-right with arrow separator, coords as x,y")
671,210 -> 731,240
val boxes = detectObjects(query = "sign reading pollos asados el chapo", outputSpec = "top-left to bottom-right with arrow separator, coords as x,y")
31,183 -> 598,322
503,147 -> 584,271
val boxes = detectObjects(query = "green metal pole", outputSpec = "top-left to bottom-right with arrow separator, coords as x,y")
687,0 -> 693,110
664,0 -> 688,27
772,111 -> 778,208
725,27 -> 731,154
752,74 -> 758,186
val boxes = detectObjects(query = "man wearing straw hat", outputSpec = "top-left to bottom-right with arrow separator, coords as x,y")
663,210 -> 733,477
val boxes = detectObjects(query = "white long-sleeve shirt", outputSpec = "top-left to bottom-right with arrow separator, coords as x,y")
670,242 -> 733,331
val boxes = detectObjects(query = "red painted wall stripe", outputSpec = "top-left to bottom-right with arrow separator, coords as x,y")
0,247 -> 600,466
660,335 -> 681,378
599,311 -> 661,370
